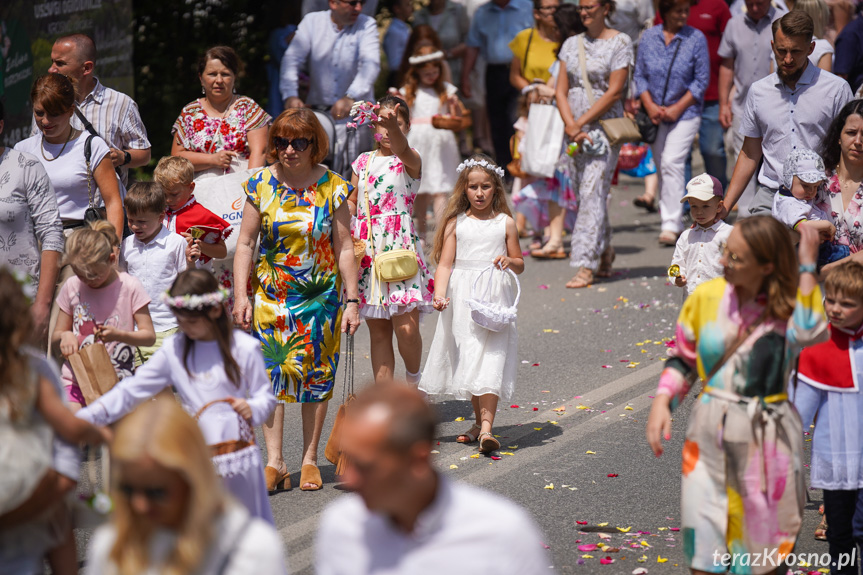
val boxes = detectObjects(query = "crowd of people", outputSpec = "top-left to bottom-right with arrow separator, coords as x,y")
2,0 -> 863,572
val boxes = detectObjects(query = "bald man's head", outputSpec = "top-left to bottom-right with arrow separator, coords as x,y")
49,34 -> 97,86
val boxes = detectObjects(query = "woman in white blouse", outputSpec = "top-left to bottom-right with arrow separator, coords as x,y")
85,396 -> 288,575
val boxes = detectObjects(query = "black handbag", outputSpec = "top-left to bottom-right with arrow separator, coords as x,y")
637,38 -> 683,144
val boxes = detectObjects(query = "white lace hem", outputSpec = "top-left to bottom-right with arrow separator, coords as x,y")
211,445 -> 261,478
419,386 -> 512,402
359,300 -> 433,320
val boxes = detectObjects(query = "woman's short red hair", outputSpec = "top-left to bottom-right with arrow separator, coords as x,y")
266,108 -> 329,165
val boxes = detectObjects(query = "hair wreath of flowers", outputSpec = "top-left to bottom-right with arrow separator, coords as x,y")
456,158 -> 505,178
408,50 -> 445,66
160,287 -> 230,310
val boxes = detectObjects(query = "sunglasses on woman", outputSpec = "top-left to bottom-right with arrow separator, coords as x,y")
273,137 -> 313,152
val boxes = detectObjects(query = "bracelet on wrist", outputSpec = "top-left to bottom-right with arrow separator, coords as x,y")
345,298 -> 360,305
799,263 -> 817,275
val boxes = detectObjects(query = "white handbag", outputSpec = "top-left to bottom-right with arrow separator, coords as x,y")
521,100 -> 566,178
465,264 -> 521,332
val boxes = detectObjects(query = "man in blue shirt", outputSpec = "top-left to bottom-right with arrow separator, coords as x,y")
461,0 -> 534,175
834,16 -> 863,96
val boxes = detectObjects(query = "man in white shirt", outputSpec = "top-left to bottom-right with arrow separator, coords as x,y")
281,0 -> 380,175
316,383 -> 553,575
302,0 -> 379,17
721,11 -> 853,218
42,34 -> 151,187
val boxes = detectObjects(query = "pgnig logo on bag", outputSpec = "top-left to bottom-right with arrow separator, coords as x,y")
713,549 -> 856,570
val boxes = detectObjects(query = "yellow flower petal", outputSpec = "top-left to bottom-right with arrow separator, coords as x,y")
449,465 -> 458,469
454,417 -> 465,422
597,522 -> 608,527
544,483 -> 554,490
617,526 -> 632,533
657,556 -> 668,563
585,450 -> 596,454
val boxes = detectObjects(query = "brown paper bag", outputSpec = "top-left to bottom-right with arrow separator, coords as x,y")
69,343 -> 118,405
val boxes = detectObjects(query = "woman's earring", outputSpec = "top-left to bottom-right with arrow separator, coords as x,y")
201,86 -> 205,95
232,87 -> 237,95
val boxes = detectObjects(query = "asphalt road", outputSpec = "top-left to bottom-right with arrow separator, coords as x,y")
264,172 -> 828,575
73,171 -> 828,574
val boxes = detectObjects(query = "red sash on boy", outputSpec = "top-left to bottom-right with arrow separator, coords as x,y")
165,196 -> 232,264
797,324 -> 863,392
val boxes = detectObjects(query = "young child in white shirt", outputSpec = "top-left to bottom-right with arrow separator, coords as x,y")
120,182 -> 188,366
670,174 -> 733,296
772,149 -> 849,266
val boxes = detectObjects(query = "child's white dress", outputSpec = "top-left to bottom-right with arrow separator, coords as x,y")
78,330 -> 277,525
0,358 -> 64,571
419,213 -> 518,400
403,83 -> 461,195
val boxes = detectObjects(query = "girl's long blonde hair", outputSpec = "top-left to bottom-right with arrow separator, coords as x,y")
431,154 -> 513,264
108,396 -> 225,575
0,269 -> 34,422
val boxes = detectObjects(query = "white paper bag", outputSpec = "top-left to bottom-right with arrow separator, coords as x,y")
520,103 -> 565,178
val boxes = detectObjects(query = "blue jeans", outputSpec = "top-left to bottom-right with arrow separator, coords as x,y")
684,101 -> 727,190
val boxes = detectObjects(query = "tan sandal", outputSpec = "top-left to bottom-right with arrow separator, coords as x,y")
815,504 -> 827,540
566,267 -> 594,289
300,464 -> 323,491
530,242 -> 566,259
478,432 -> 500,453
457,424 -> 481,444
264,464 -> 291,495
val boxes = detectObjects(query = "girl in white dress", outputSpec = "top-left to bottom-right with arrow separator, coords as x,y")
419,155 -> 524,453
400,46 -> 464,243
78,269 -> 277,524
0,269 -> 108,575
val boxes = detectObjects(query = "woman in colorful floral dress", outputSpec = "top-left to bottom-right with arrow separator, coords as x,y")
171,46 -> 271,177
646,218 -> 828,575
347,95 -> 434,386
233,109 -> 360,493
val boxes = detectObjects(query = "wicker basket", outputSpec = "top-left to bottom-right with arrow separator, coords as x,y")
432,114 -> 464,131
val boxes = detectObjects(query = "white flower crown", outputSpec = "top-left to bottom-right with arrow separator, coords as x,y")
408,50 -> 445,66
456,158 -> 505,178
160,287 -> 230,310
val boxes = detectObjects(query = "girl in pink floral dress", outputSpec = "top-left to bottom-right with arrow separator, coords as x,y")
348,95 -> 434,385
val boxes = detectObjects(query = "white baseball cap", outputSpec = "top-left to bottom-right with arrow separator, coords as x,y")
681,173 -> 723,204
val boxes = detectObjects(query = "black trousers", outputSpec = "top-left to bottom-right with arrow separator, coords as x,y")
823,489 -> 863,575
484,63 -> 519,174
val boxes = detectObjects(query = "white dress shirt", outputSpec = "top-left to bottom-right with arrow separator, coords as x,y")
120,226 -> 187,332
671,219 -> 733,296
280,11 -> 380,107
741,64 -> 853,190
315,477 -> 554,575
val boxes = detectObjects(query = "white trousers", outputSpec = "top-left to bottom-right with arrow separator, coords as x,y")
652,116 -> 701,234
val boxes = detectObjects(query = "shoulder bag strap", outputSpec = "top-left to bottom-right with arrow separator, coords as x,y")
523,29 -> 534,79
577,35 -> 596,107
361,151 -> 377,258
74,107 -> 101,139
84,134 -> 96,209
702,313 -> 766,383
659,37 -> 683,106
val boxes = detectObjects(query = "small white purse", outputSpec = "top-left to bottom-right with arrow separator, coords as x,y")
465,264 -> 521,332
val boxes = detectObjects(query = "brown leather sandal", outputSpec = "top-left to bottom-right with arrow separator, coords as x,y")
456,424 -> 481,444
478,432 -> 500,453
264,464 -> 291,495
300,464 -> 323,491
566,267 -> 594,289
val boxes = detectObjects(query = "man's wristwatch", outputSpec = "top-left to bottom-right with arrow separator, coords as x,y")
121,150 -> 131,166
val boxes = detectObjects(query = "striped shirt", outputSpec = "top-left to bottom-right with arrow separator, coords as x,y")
30,78 -> 150,186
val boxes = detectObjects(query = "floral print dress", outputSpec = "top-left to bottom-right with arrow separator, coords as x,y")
815,173 -> 863,252
171,96 -> 271,172
243,168 -> 348,403
351,151 -> 434,320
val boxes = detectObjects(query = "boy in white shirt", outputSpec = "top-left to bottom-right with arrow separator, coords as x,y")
670,174 -> 733,296
120,182 -> 187,365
